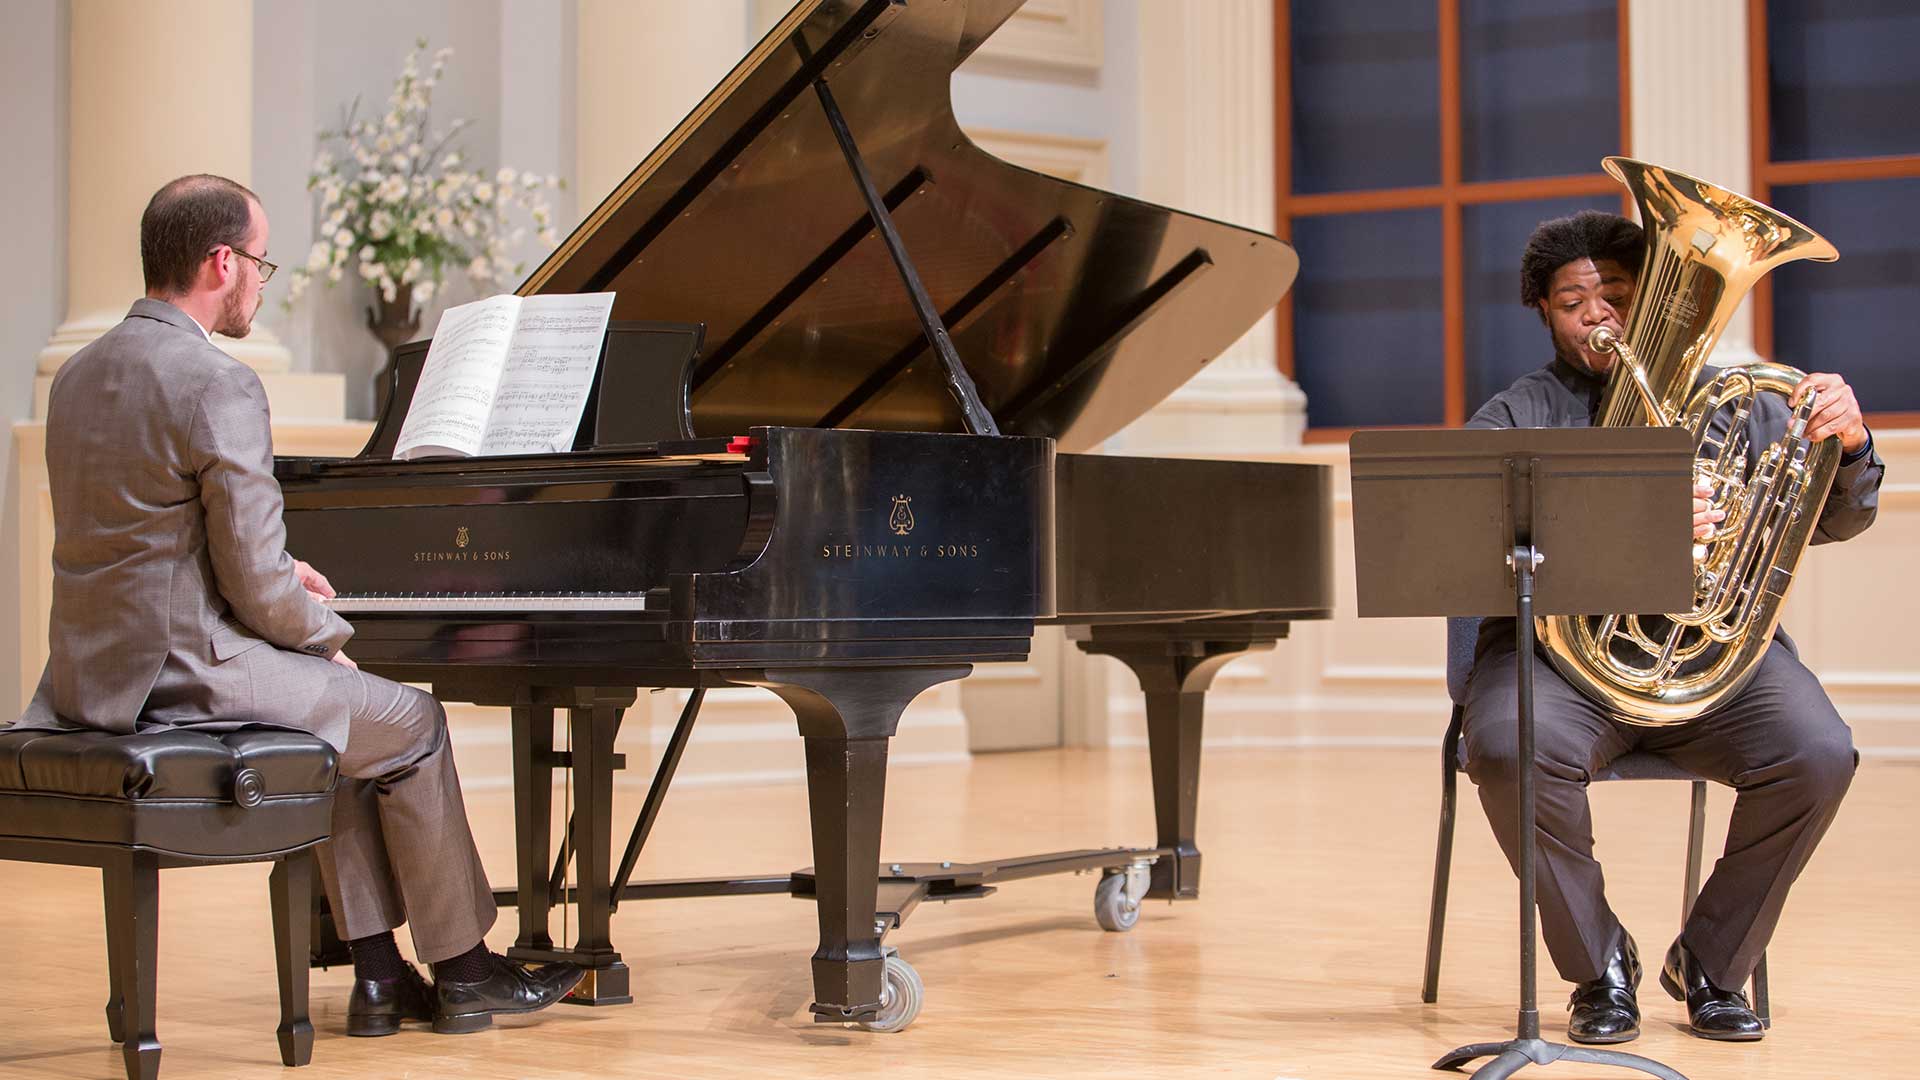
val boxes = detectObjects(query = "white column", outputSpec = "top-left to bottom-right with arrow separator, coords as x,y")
38,0 -> 297,400
1124,0 -> 1306,452
575,0 -> 750,214
1629,0 -> 1762,366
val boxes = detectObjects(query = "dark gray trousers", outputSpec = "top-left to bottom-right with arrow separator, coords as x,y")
1461,635 -> 1855,990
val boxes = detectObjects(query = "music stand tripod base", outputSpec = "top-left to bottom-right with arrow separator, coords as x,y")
1433,1037 -> 1687,1080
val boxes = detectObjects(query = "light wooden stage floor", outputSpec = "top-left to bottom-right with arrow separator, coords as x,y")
2,744 -> 1914,1079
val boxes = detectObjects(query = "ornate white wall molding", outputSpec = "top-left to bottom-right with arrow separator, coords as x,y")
969,0 -> 1104,77
963,126 -> 1110,185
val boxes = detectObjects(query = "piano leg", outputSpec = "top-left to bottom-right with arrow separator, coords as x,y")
504,687 -> 637,1006
559,690 -> 631,1005
509,704 -> 555,954
739,665 -> 971,1024
1085,641 -> 1267,902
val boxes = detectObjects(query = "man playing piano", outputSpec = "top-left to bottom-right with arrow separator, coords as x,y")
1460,210 -> 1881,1044
13,174 -> 581,1036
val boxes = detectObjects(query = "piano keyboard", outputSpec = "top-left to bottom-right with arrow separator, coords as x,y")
326,593 -> 650,613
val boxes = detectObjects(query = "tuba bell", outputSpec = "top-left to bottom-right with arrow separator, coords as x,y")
1538,157 -> 1841,726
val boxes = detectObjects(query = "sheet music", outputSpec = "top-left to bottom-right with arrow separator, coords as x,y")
477,293 -> 618,456
392,294 -> 520,459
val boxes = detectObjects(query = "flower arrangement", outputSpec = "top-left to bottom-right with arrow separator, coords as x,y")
284,39 -> 562,317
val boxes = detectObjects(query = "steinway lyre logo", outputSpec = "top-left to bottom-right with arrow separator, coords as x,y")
888,495 -> 915,536
455,526 -> 471,549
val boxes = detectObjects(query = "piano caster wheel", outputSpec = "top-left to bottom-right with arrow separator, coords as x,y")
857,951 -> 923,1033
1094,864 -> 1147,932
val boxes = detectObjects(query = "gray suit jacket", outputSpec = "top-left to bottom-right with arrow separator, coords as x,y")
15,299 -> 356,749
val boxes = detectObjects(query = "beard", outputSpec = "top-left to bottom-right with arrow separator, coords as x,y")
213,279 -> 256,339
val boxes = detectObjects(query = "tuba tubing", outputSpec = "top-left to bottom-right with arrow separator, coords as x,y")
1537,157 -> 1841,726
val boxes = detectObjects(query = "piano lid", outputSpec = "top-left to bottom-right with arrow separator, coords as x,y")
520,0 -> 1297,453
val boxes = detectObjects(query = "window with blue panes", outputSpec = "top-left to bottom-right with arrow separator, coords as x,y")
1756,1 -> 1920,417
1279,0 -> 1627,433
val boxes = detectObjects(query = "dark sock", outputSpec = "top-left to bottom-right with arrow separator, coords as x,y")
348,931 -> 407,983
432,941 -> 493,984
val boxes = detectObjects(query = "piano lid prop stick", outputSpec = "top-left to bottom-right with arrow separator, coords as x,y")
813,76 -> 1001,437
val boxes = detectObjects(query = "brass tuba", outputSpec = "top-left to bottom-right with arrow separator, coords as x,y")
1539,157 -> 1841,726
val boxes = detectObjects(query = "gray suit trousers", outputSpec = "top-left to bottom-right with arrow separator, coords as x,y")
310,668 -> 498,964
1461,637 -> 1855,990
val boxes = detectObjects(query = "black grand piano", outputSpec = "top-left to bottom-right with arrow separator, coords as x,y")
276,0 -> 1332,1032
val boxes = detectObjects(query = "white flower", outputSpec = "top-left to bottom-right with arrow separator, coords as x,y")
415,280 -> 436,303
538,228 -> 558,246
327,266 -> 343,283
496,167 -> 517,186
306,242 -> 330,272
435,207 -> 454,228
334,228 -> 353,246
359,245 -> 375,261
474,182 -> 494,203
370,210 -> 393,239
442,151 -> 462,168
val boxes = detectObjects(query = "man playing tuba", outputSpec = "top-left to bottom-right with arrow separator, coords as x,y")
1459,209 -> 1883,1044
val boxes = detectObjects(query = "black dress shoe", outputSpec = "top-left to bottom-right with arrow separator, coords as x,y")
1660,939 -> 1765,1041
347,963 -> 434,1037
1567,932 -> 1641,1044
432,955 -> 586,1034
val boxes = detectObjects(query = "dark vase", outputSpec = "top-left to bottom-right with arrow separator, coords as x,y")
365,282 -> 421,419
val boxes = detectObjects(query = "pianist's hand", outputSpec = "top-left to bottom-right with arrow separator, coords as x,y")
330,650 -> 358,671
293,559 -> 336,601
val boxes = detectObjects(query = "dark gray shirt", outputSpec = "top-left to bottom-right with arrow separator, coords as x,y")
1465,356 -> 1884,658
1467,356 -> 1884,544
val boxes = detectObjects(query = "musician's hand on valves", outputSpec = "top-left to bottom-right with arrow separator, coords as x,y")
1791,372 -> 1868,455
1694,480 -> 1724,541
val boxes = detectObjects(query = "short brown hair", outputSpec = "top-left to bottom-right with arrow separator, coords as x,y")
140,174 -> 259,295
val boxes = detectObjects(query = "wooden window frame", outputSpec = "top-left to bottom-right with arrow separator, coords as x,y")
1746,0 -> 1920,433
1275,0 -> 1633,443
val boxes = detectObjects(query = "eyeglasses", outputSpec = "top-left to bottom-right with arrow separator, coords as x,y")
216,243 -> 278,284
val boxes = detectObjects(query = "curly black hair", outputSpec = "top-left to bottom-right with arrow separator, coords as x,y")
1519,210 -> 1643,322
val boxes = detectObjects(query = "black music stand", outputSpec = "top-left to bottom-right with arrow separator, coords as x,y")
1350,427 -> 1695,1080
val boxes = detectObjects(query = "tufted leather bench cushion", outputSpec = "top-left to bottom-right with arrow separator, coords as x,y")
0,727 -> 337,859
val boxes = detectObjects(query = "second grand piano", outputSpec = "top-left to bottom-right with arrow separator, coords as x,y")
277,0 -> 1333,1031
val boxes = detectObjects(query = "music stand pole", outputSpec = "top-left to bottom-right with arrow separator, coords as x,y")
1430,547 -> 1684,1080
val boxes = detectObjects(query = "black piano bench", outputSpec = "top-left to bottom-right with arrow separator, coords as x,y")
0,726 -> 338,1080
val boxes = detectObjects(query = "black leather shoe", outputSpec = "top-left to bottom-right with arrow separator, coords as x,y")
432,955 -> 586,1034
1567,931 -> 1641,1044
1660,939 -> 1764,1041
347,963 -> 434,1037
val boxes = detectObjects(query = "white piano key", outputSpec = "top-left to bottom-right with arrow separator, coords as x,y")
326,593 -> 649,613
